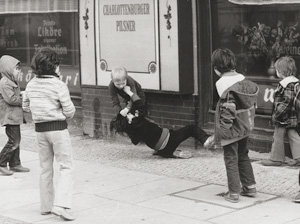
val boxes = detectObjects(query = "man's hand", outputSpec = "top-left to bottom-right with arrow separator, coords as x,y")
120,107 -> 129,117
123,86 -> 133,97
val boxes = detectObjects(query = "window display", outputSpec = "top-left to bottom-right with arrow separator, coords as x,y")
0,12 -> 79,66
211,0 -> 300,114
212,0 -> 300,77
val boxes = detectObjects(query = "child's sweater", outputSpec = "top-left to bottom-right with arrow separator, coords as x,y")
23,75 -> 75,132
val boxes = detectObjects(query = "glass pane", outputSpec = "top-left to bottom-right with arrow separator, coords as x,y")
28,12 -> 78,66
0,14 -> 29,63
0,12 -> 79,66
212,0 -> 300,77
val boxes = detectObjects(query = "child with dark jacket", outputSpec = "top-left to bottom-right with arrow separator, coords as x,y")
110,86 -> 213,158
0,55 -> 30,175
262,56 -> 300,167
211,48 -> 259,203
108,66 -> 147,116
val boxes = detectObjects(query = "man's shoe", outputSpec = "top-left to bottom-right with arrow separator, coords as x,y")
240,186 -> 257,197
293,192 -> 300,203
41,211 -> 51,215
203,135 -> 215,149
10,165 -> 30,172
0,166 -> 13,175
224,192 -> 239,203
261,159 -> 283,166
52,206 -> 75,221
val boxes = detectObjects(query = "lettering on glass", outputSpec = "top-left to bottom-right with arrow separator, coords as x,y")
264,88 -> 275,103
35,20 -> 67,55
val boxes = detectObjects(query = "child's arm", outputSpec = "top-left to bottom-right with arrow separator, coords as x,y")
108,82 -> 122,113
219,102 -> 236,130
58,84 -> 76,119
0,84 -> 22,106
272,85 -> 292,122
124,77 -> 140,110
22,91 -> 31,112
123,86 -> 147,117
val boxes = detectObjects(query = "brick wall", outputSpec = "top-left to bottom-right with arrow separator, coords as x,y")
81,87 -> 199,148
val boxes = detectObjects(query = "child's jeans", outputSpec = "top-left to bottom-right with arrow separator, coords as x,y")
37,129 -> 74,213
270,126 -> 300,162
223,137 -> 256,194
0,125 -> 21,167
158,124 -> 209,157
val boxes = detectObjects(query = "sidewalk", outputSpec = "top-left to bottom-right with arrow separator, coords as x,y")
0,124 -> 300,224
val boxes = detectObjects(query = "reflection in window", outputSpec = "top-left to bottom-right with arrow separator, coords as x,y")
0,12 -> 79,66
212,0 -> 300,78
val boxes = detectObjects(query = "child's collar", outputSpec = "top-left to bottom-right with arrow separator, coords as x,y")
279,76 -> 299,88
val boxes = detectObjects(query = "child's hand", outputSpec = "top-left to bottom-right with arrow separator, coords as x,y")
127,113 -> 135,124
123,86 -> 133,96
120,107 -> 129,117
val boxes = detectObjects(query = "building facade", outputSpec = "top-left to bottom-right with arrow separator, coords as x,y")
1,0 -> 299,152
80,0 -> 300,152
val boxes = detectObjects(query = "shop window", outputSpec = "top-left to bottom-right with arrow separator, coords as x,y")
0,12 -> 79,66
212,0 -> 300,77
211,0 -> 300,113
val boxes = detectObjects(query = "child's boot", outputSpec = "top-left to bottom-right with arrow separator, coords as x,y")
240,185 -> 257,197
224,192 -> 239,203
293,191 -> 300,203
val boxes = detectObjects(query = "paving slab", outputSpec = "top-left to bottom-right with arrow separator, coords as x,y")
97,177 -> 204,204
74,162 -> 128,181
0,179 -> 39,211
174,184 -> 278,209
76,170 -> 165,195
209,197 -> 300,224
139,194 -> 234,221
0,193 -> 112,223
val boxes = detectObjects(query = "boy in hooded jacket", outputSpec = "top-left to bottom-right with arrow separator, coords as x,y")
211,48 -> 259,203
0,55 -> 30,175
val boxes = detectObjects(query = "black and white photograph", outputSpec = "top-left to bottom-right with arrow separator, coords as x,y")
0,0 -> 300,223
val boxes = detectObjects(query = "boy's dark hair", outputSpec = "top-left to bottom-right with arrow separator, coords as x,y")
110,113 -> 129,136
211,48 -> 236,74
31,48 -> 61,76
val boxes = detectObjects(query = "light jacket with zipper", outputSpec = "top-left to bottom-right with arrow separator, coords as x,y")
0,55 -> 23,126
214,73 -> 259,146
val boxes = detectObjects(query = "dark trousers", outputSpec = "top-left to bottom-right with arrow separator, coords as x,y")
158,124 -> 209,158
223,137 -> 256,194
0,125 -> 21,167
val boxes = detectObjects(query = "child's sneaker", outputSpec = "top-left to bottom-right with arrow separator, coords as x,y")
224,192 -> 239,203
240,186 -> 257,197
203,135 -> 215,149
293,192 -> 300,203
173,150 -> 193,159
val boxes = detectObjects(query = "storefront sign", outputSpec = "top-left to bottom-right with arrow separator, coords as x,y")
98,0 -> 156,73
96,0 -> 160,89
